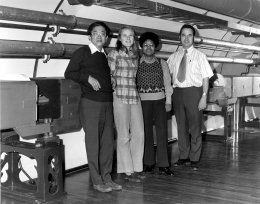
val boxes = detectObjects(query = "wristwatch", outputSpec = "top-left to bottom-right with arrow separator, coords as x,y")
202,92 -> 207,97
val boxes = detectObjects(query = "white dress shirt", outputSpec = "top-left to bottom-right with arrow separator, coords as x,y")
167,46 -> 213,88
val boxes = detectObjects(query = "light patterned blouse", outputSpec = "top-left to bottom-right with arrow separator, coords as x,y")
167,46 -> 213,88
108,49 -> 139,104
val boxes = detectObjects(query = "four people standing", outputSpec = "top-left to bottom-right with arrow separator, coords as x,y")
167,24 -> 213,170
65,21 -> 213,192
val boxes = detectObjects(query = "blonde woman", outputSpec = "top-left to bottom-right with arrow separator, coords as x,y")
108,26 -> 145,182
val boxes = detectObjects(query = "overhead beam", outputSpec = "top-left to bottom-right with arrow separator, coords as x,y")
95,0 -> 227,28
95,0 -> 260,37
228,22 -> 260,36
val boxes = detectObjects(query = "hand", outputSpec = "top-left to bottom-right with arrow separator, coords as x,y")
198,96 -> 207,111
165,104 -> 172,112
111,77 -> 116,90
88,75 -> 101,91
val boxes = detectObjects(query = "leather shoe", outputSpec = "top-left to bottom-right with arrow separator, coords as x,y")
93,184 -> 112,193
125,173 -> 141,182
136,172 -> 146,179
173,159 -> 190,166
144,165 -> 155,173
159,167 -> 174,176
105,181 -> 122,191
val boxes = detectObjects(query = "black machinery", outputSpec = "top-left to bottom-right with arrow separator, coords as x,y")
0,78 -> 81,202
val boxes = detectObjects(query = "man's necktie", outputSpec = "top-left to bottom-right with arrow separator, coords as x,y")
177,50 -> 187,83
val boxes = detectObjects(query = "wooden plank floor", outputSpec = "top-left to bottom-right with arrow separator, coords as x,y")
1,127 -> 260,204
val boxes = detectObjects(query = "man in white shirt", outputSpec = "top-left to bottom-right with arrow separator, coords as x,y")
167,24 -> 213,170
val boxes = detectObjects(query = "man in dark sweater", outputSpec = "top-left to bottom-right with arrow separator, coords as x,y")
64,21 -> 121,193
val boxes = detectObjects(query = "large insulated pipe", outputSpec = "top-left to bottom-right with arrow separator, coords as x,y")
156,51 -> 260,65
171,0 -> 260,24
0,39 -> 78,58
1,6 -> 260,53
0,6 -> 179,41
1,39 -> 260,65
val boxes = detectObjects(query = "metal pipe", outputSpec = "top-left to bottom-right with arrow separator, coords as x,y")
195,37 -> 260,52
1,6 -> 260,53
156,51 -> 260,65
1,39 -> 259,65
0,6 -> 179,41
2,22 -> 256,56
0,39 -> 78,57
0,22 -> 118,37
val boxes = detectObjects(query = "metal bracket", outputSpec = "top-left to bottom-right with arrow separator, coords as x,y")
42,37 -> 56,63
50,25 -> 60,37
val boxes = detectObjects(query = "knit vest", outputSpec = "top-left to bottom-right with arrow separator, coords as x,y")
136,59 -> 164,93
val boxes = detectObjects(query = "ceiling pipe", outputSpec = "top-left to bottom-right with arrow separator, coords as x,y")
1,6 -> 260,53
170,0 -> 260,25
1,39 -> 259,65
1,22 -> 255,55
0,6 -> 179,41
194,37 -> 260,52
156,51 -> 260,65
0,39 -> 79,57
2,22 -> 257,55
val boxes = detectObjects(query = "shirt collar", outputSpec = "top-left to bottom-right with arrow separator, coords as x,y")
182,45 -> 194,54
89,42 -> 106,55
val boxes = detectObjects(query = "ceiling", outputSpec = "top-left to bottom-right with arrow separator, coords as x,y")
84,0 -> 260,37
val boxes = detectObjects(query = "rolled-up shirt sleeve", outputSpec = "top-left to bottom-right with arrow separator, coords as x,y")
199,53 -> 213,79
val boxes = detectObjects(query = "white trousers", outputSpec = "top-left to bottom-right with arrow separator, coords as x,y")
113,94 -> 144,174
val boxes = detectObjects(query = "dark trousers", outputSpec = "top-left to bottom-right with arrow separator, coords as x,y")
141,99 -> 169,167
79,98 -> 114,185
172,87 -> 203,162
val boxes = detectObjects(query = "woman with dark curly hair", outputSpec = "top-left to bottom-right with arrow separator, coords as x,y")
137,32 -> 174,176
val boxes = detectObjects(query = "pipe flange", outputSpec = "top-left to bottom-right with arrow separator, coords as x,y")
59,9 -> 78,30
67,15 -> 78,30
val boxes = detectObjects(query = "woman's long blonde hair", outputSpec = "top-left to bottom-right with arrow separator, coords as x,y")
116,26 -> 139,59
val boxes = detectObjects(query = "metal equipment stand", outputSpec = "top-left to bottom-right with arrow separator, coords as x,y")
1,132 -> 65,203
